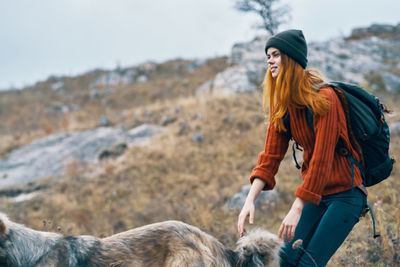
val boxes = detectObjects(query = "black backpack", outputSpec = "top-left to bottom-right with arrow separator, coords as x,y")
284,81 -> 394,187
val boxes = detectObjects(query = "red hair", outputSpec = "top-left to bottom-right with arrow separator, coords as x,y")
262,53 -> 330,132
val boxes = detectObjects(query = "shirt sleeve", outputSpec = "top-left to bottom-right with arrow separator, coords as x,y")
250,123 -> 289,190
295,89 -> 340,205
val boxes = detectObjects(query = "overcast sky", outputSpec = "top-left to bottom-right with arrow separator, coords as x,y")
1,0 -> 399,90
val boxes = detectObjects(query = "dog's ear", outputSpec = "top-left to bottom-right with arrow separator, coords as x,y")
0,219 -> 6,235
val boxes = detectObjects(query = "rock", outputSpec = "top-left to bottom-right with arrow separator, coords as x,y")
138,61 -> 156,72
126,124 -> 164,145
90,90 -> 101,99
104,72 -> 120,86
98,143 -> 128,160
230,35 -> 268,85
211,66 -> 256,95
105,88 -> 114,95
192,133 -> 204,142
51,81 -> 65,91
348,23 -> 400,41
99,115 -> 111,126
195,37 -> 265,96
225,185 -> 280,211
0,124 -> 164,188
381,71 -> 400,93
184,59 -> 207,72
308,37 -> 389,84
161,116 -> 177,126
222,115 -> 233,123
137,75 -> 148,83
90,70 -> 135,88
178,122 -> 187,135
193,114 -> 202,120
390,122 -> 400,136
46,103 -> 79,115
184,63 -> 197,73
0,184 -> 48,198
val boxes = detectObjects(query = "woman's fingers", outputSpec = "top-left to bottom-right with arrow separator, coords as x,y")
239,227 -> 246,237
249,208 -> 254,224
278,222 -> 284,239
283,225 -> 289,243
237,212 -> 247,236
289,225 -> 296,242
238,202 -> 256,237
278,223 -> 296,243
237,217 -> 243,235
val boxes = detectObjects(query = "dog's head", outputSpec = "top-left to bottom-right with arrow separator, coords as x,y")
236,228 -> 282,267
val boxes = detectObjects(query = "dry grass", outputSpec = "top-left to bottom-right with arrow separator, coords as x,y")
0,60 -> 399,266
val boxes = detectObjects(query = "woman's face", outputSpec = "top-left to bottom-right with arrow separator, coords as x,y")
266,47 -> 282,78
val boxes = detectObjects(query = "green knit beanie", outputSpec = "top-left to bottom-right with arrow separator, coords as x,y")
265,29 -> 308,69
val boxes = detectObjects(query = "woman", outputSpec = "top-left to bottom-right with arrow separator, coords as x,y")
237,29 -> 367,266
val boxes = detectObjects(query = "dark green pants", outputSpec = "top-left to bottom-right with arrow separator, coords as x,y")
280,188 -> 367,267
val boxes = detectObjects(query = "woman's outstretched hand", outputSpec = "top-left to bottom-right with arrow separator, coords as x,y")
237,178 -> 266,237
237,200 -> 255,237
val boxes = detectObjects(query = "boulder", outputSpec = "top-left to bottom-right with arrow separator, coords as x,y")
211,66 -> 257,95
0,124 -> 164,188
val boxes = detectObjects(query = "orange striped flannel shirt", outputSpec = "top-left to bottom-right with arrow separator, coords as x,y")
250,87 -> 363,205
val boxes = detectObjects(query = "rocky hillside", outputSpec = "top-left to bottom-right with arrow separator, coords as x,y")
0,23 -> 399,266
199,23 -> 400,96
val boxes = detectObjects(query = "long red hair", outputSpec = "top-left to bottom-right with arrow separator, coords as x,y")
262,53 -> 330,132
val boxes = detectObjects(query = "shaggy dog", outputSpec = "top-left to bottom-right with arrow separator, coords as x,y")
0,213 -> 282,267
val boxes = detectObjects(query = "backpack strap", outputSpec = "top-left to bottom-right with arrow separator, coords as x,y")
366,204 -> 381,238
336,139 -> 366,181
283,111 -> 302,169
284,109 -> 313,170
292,142 -> 302,169
283,111 -> 291,139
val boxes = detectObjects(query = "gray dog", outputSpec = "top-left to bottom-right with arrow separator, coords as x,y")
0,213 -> 282,267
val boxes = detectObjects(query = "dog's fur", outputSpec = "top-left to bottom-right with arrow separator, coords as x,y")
0,213 -> 282,267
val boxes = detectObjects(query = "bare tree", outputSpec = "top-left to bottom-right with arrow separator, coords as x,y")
234,0 -> 291,35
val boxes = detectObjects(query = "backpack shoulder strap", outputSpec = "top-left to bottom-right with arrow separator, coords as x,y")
306,108 -> 314,133
284,108 -> 313,170
283,108 -> 314,139
283,110 -> 292,139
